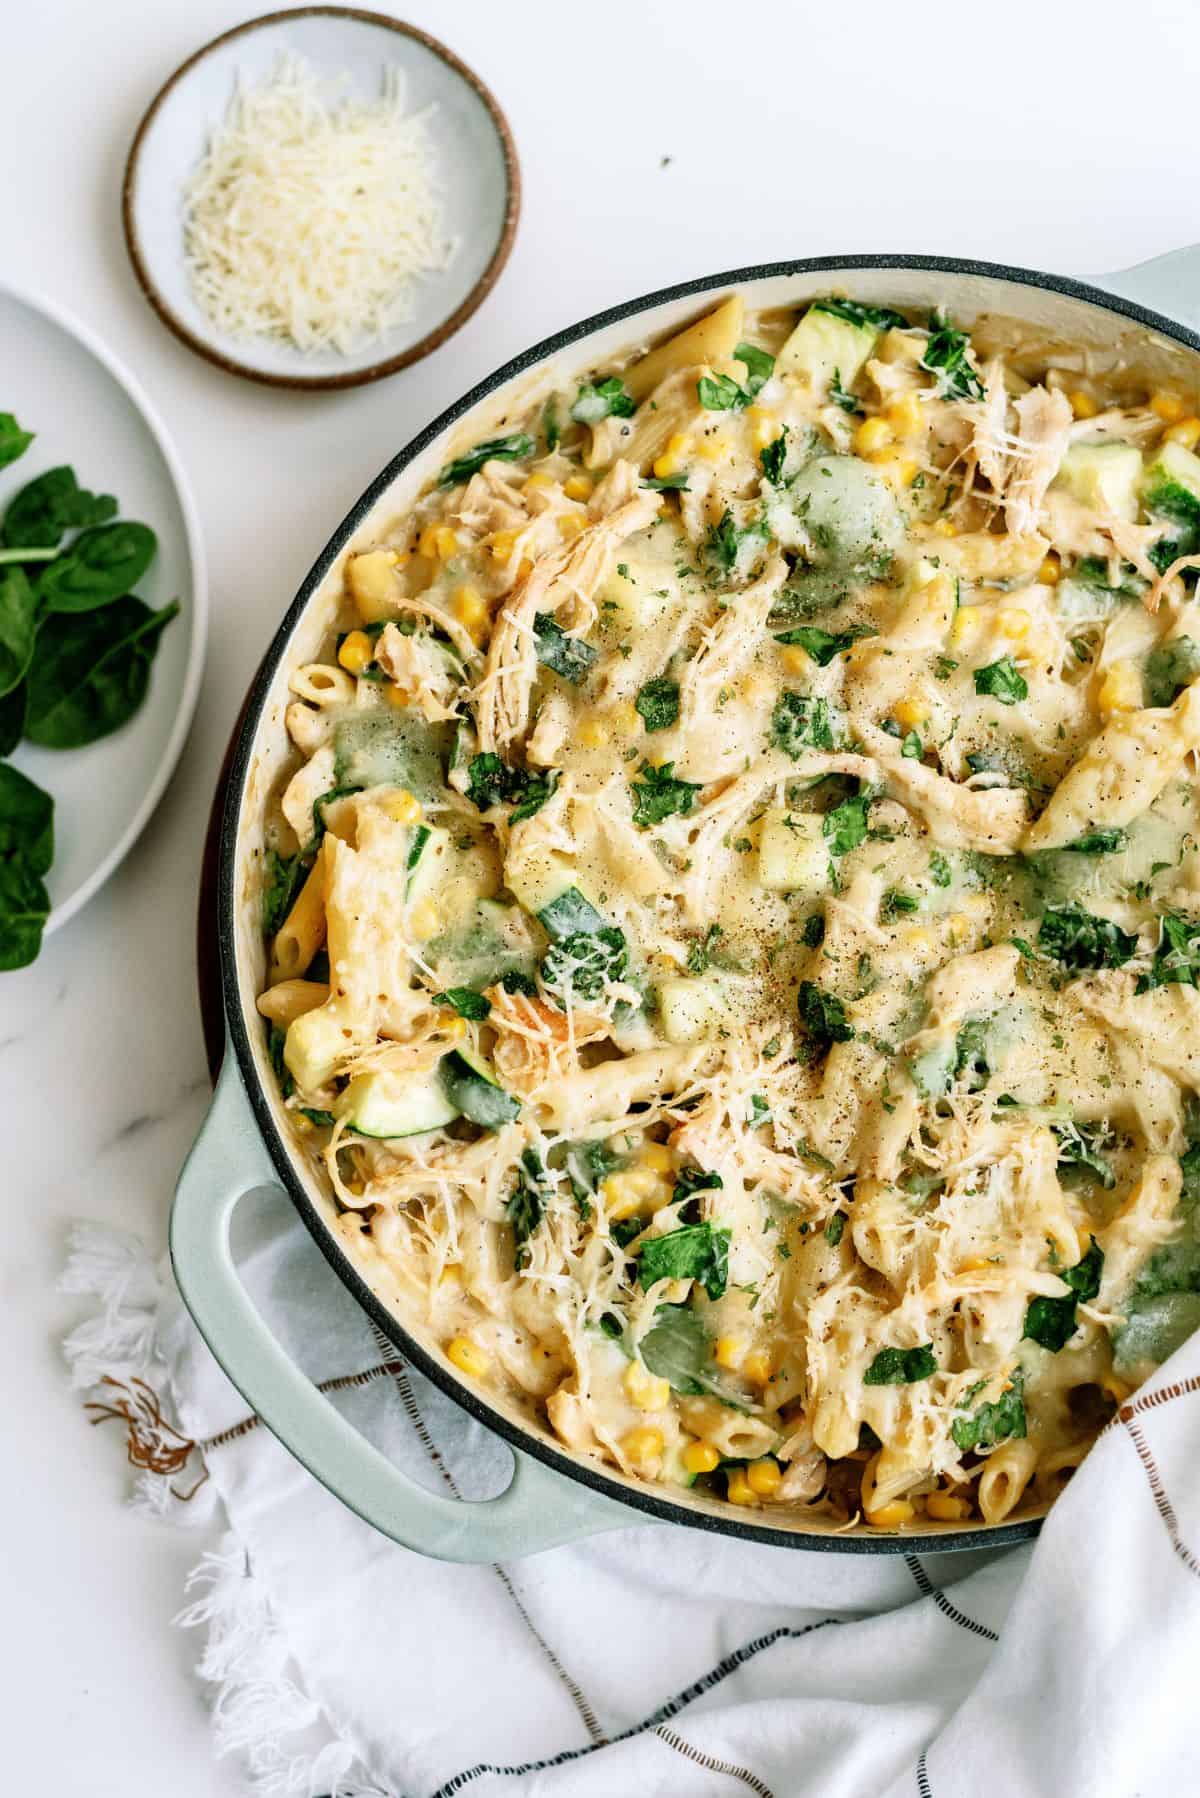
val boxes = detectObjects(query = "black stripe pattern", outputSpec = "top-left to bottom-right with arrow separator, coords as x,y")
905,1555 -> 999,1643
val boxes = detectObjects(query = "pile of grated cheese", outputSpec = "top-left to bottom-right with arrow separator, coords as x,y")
183,53 -> 455,355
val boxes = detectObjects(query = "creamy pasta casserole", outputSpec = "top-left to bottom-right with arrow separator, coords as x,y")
257,291 -> 1200,1532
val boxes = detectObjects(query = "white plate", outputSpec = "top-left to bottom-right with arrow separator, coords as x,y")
122,9 -> 519,390
0,281 -> 207,937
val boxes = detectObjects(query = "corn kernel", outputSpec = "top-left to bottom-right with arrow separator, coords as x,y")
870,451 -> 919,487
696,431 -> 730,463
1098,662 -> 1141,716
563,473 -> 593,501
443,1015 -> 468,1040
947,912 -> 972,946
714,1335 -> 745,1372
452,584 -> 489,641
446,1335 -> 490,1378
904,926 -> 936,953
1038,553 -> 1061,586
853,416 -> 893,456
931,517 -> 958,537
1165,416 -> 1200,450
748,405 -> 780,451
866,1499 -> 915,1529
742,1350 -> 773,1386
726,1469 -> 760,1506
337,629 -> 373,674
653,433 -> 691,480
997,609 -> 1030,640
624,1360 -> 671,1412
609,700 -> 641,737
489,528 -> 520,562
523,471 -> 556,493
622,1426 -> 665,1474
577,717 -> 609,749
682,1439 -> 721,1475
951,605 -> 981,645
885,392 -> 925,437
626,1165 -> 661,1199
418,523 -> 458,561
926,1491 -> 971,1522
381,789 -> 421,825
893,695 -> 930,729
439,1262 -> 465,1291
408,899 -> 439,939
641,1142 -> 674,1174
601,1171 -> 642,1222
1151,389 -> 1187,424
1068,389 -> 1099,420
746,1457 -> 783,1497
779,645 -> 810,676
557,512 -> 587,541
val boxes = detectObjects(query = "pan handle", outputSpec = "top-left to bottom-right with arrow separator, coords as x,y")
1099,243 -> 1200,327
170,1051 -> 637,1561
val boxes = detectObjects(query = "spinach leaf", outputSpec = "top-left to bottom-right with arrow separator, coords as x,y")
824,1212 -> 846,1245
0,681 -> 24,757
1037,903 -> 1137,973
2,465 -> 117,549
930,850 -> 953,887
541,925 -> 627,1004
0,413 -> 33,470
565,1138 -> 618,1213
829,370 -> 863,415
0,856 -> 50,971
773,623 -> 875,664
921,315 -> 985,402
1053,1120 -> 1116,1189
686,923 -> 725,975
863,1344 -> 937,1385
36,521 -> 157,614
638,1304 -> 744,1403
704,507 -> 769,575
673,1165 -> 724,1204
1136,911 -> 1200,993
533,614 -> 598,684
465,752 -> 556,822
797,980 -> 854,1054
262,848 -> 306,937
974,655 -> 1028,705
23,595 -> 180,748
570,377 -> 636,424
1024,1239 -> 1103,1351
630,760 -> 700,828
734,342 -> 775,395
1064,829 -> 1127,855
770,690 -> 836,754
823,790 -> 871,855
434,987 -> 492,1021
642,473 -> 690,492
759,427 -> 790,485
542,396 -> 562,450
637,1222 -> 731,1299
1144,636 -> 1200,708
697,371 -> 748,411
635,675 -> 680,732
437,434 -> 535,488
951,1374 -> 1026,1451
0,763 -> 53,872
507,1148 -> 549,1265
0,565 -> 38,698
500,969 -> 538,996
811,298 -> 909,332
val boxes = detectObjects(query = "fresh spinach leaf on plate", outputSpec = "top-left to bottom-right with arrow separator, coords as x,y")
36,521 -> 157,614
0,413 -> 33,471
24,594 -> 180,748
0,566 -> 38,698
0,764 -> 54,971
2,465 -> 117,549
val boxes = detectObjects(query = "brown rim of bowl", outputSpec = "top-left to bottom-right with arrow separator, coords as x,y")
121,7 -> 521,392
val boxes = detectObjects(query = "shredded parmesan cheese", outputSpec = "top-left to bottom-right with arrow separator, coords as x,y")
183,53 -> 454,353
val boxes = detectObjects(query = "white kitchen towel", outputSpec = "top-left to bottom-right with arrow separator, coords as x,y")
63,1185 -> 1200,1798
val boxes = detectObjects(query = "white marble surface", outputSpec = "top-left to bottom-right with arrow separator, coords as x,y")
4,0 -> 1199,1790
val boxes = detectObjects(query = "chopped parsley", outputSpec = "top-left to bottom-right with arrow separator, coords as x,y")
534,614 -> 598,684
760,427 -> 790,485
811,297 -> 909,332
541,926 -> 628,1005
637,1222 -> 731,1300
466,753 -> 556,822
1064,829 -> 1128,855
951,1373 -> 1026,1451
974,656 -> 1028,705
829,369 -> 863,415
507,1149 -> 550,1265
630,760 -> 700,828
929,850 -> 953,887
823,789 -> 871,856
1136,911 -> 1200,993
824,1212 -> 846,1246
433,987 -> 491,1021
921,314 -> 985,402
686,923 -> 725,975
438,433 -> 535,487
696,344 -> 775,413
704,507 -> 769,576
642,473 -> 690,491
770,690 -> 837,755
797,980 -> 854,1054
635,675 -> 681,732
773,623 -> 876,664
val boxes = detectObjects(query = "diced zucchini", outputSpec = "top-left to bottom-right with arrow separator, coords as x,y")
538,886 -> 608,940
406,824 -> 451,903
1052,442 -> 1143,522
439,1048 -> 521,1128
657,976 -> 724,1044
504,843 -> 579,918
787,455 -> 904,568
756,809 -> 828,895
334,710 -> 453,802
283,1005 -> 345,1094
447,715 -> 479,795
1142,438 -> 1200,528
1114,1291 -> 1200,1374
428,899 -> 538,990
778,306 -> 878,392
338,1067 -> 459,1138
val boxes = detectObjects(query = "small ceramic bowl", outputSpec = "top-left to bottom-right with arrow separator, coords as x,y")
122,8 -> 520,390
